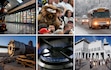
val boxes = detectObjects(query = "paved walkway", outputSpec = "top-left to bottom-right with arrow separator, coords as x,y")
75,60 -> 111,70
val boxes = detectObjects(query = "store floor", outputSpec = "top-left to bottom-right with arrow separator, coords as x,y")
4,23 -> 35,34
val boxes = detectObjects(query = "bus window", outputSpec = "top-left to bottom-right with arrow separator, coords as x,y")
93,11 -> 110,18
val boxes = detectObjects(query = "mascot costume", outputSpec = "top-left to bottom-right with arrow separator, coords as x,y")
38,5 -> 61,30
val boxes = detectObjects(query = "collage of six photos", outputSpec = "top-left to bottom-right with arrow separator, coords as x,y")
0,0 -> 111,70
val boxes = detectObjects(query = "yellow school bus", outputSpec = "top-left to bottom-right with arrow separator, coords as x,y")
88,7 -> 110,29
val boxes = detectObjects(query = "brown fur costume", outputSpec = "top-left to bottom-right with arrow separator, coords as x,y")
38,5 -> 61,30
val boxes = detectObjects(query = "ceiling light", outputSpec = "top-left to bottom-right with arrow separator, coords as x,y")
17,0 -> 23,3
7,3 -> 11,7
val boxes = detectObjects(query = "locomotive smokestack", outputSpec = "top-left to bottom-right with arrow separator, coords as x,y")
28,40 -> 33,47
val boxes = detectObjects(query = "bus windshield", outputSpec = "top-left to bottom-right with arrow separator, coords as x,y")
93,11 -> 110,18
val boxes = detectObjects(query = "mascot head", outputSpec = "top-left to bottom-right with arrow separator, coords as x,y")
40,5 -> 59,20
38,5 -> 61,30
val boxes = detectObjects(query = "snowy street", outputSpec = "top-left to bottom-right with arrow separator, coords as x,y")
75,0 -> 111,35
75,20 -> 111,35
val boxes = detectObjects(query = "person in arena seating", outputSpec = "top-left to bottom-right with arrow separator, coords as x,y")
64,10 -> 73,24
59,0 -> 73,12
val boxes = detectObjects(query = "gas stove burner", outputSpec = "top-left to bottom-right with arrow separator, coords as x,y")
40,47 -> 72,63
38,37 -> 73,70
38,59 -> 73,70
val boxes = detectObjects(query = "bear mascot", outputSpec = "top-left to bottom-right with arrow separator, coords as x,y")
38,5 -> 61,30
